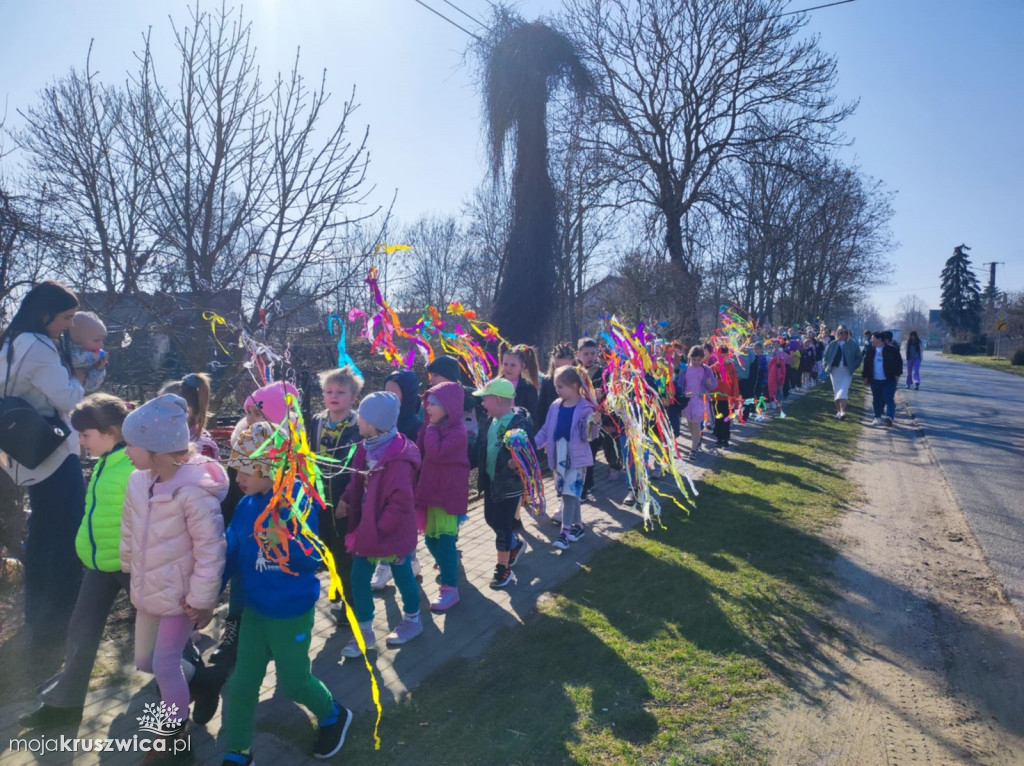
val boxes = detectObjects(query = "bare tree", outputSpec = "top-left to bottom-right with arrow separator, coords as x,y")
396,214 -> 470,311
461,181 -> 510,316
565,0 -> 854,336
15,45 -> 164,293
139,4 -> 378,331
894,293 -> 928,336
549,97 -> 620,340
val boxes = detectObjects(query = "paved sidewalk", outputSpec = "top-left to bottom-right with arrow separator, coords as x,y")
0,390 -> 807,765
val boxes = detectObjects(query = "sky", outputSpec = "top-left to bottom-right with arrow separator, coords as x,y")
1,0 -> 1021,321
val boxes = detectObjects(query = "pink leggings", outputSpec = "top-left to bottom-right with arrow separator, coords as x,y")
135,611 -> 194,719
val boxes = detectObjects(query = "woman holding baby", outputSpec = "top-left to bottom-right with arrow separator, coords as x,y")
0,281 -> 93,646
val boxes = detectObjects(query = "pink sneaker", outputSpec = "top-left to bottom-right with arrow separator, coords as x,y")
386,615 -> 424,646
430,586 -> 460,612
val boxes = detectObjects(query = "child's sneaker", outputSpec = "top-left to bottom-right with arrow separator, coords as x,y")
552,533 -> 569,550
341,624 -> 375,658
567,524 -> 585,542
370,562 -> 393,590
623,491 -> 636,506
507,537 -> 526,568
430,585 -> 460,611
386,614 -> 424,646
490,564 -> 516,588
314,701 -> 353,759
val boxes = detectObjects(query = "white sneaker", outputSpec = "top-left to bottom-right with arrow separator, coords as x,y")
370,562 -> 393,591
871,417 -> 882,426
833,412 -> 841,419
623,491 -> 636,506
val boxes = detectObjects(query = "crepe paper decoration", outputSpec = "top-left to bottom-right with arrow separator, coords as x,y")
356,268 -> 435,368
202,311 -> 232,356
375,243 -> 413,256
247,393 -> 383,749
503,428 -> 546,517
327,314 -> 362,377
447,301 -> 507,346
604,367 -> 696,529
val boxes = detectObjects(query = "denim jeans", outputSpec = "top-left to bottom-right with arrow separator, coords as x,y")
869,379 -> 897,419
24,454 -> 85,642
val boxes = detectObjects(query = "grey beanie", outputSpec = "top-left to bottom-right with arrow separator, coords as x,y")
122,394 -> 191,453
357,391 -> 400,433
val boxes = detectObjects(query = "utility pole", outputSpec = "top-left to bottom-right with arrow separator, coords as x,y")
982,261 -> 1005,308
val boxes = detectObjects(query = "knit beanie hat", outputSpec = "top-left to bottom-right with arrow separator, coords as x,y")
244,381 -> 299,425
426,355 -> 461,383
122,394 -> 190,453
227,421 -> 277,478
357,391 -> 400,434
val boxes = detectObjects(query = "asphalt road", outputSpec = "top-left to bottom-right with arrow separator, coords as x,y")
898,350 -> 1024,621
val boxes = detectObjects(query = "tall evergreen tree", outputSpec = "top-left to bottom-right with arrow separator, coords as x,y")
483,15 -> 591,344
939,243 -> 982,336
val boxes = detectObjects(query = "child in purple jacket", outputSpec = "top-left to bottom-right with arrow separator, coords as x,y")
415,382 -> 470,612
337,392 -> 423,658
533,367 -> 602,550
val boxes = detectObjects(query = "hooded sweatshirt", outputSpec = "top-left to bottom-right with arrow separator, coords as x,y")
384,369 -> 424,440
120,454 -> 228,616
341,434 -> 422,558
415,382 -> 470,523
223,483 -> 322,619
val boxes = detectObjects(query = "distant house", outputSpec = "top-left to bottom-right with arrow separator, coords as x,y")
580,275 -> 628,318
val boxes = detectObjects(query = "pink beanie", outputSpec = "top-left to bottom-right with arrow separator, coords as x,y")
244,381 -> 299,425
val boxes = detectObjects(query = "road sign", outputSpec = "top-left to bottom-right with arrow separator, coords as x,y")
996,309 -> 1008,321
995,320 -> 1008,331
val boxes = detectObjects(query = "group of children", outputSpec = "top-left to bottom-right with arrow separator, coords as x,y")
18,329 -> 772,764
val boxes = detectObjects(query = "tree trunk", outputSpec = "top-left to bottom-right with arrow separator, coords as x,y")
664,211 -> 701,340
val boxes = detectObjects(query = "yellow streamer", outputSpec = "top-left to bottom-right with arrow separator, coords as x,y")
201,311 -> 231,356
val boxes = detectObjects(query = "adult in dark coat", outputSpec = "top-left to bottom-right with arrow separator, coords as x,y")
861,332 -> 903,426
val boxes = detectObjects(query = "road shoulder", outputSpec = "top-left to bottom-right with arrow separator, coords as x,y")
760,395 -> 1024,765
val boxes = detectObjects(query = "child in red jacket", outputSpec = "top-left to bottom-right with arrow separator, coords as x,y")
709,347 -> 740,448
415,382 -> 470,611
337,392 -> 423,659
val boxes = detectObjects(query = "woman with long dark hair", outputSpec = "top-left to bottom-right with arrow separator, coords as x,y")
0,281 -> 86,645
905,331 -> 923,389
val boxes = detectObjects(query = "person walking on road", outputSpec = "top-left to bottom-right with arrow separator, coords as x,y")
905,331 -> 923,389
862,331 -> 903,426
822,325 -> 862,420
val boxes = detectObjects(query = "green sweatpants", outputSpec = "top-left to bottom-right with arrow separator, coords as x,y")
222,607 -> 333,752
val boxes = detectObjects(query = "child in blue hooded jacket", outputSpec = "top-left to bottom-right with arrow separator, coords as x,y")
218,422 -> 351,765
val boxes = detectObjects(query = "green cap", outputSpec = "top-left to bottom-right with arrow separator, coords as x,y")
473,377 -> 516,399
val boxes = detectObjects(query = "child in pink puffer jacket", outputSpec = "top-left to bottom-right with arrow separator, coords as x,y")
120,394 -> 228,739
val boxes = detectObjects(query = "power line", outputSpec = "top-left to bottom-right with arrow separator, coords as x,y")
411,0 -> 482,41
778,0 -> 857,18
439,0 -> 486,28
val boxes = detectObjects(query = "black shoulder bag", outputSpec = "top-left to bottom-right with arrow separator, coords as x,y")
0,337 -> 73,470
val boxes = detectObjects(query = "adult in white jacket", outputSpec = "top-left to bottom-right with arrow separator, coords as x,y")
0,281 -> 86,645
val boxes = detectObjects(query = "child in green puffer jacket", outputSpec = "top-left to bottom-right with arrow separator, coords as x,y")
20,393 -> 133,729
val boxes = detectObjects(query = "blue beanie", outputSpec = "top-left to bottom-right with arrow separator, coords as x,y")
357,391 -> 400,433
122,394 -> 191,453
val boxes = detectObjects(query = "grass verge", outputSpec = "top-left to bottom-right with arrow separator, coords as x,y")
347,386 -> 861,765
942,354 -> 1024,377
